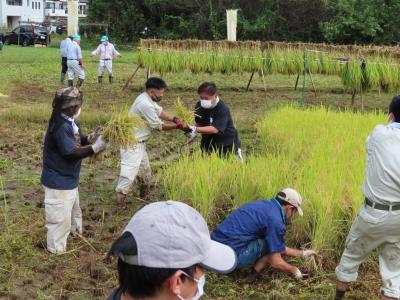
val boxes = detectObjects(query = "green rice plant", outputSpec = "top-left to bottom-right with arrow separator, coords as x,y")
102,108 -> 145,148
163,106 -> 385,265
174,97 -> 196,126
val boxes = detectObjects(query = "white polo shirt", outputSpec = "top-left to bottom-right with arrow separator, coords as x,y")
363,122 -> 400,204
130,92 -> 163,142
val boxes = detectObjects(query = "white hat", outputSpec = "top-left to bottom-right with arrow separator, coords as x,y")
276,188 -> 303,216
118,200 -> 237,274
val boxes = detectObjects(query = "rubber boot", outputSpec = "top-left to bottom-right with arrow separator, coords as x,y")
76,78 -> 84,88
109,76 -> 113,84
67,80 -> 73,87
98,76 -> 103,84
139,184 -> 151,201
61,73 -> 66,84
334,290 -> 345,300
116,192 -> 126,207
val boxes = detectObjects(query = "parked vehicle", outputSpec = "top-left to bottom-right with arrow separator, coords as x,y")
4,25 -> 50,47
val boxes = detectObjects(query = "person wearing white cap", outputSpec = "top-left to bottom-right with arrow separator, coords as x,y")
211,188 -> 317,283
90,35 -> 122,84
107,200 -> 237,300
67,34 -> 85,88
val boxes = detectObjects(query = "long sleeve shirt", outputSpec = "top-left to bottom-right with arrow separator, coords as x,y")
60,38 -> 71,57
67,41 -> 82,60
91,43 -> 120,60
363,122 -> 400,204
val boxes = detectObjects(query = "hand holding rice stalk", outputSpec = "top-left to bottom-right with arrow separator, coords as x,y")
174,97 -> 197,126
103,108 -> 145,148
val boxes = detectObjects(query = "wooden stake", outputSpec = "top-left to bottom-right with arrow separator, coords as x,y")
246,71 -> 255,91
294,73 -> 300,90
307,70 -> 317,96
123,65 -> 140,91
360,88 -> 364,112
351,90 -> 356,109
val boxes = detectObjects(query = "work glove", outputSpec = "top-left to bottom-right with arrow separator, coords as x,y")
91,135 -> 107,154
87,127 -> 102,144
302,250 -> 317,258
172,117 -> 184,130
185,126 -> 197,143
236,148 -> 243,162
293,268 -> 309,280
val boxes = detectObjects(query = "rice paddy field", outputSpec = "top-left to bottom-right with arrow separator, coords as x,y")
0,42 -> 394,299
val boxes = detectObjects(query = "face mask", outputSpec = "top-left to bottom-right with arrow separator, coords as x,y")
103,42 -> 108,46
177,273 -> 205,300
73,107 -> 81,120
200,100 -> 213,109
151,95 -> 163,102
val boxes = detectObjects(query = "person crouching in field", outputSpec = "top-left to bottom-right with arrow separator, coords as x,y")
211,188 -> 317,282
90,35 -> 122,84
40,87 -> 107,253
335,96 -> 400,300
107,201 -> 237,300
189,82 -> 243,160
115,77 -> 187,205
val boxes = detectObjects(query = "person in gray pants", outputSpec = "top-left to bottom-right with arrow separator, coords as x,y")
335,95 -> 400,300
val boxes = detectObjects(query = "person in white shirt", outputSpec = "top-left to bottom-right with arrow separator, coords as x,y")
115,77 -> 186,205
90,35 -> 122,84
59,36 -> 73,84
335,95 -> 400,300
67,34 -> 85,88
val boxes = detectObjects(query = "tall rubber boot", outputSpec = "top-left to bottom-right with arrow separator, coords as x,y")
98,76 -> 103,84
61,73 -> 66,84
76,78 -> 84,88
139,184 -> 151,201
109,76 -> 113,84
67,80 -> 73,87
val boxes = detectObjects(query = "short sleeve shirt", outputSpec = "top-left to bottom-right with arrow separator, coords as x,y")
41,118 -> 84,190
211,199 -> 286,254
195,99 -> 241,152
130,92 -> 164,142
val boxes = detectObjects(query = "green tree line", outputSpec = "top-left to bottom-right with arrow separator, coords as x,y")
87,0 -> 400,45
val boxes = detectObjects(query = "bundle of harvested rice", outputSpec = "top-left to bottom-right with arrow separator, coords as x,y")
102,108 -> 145,148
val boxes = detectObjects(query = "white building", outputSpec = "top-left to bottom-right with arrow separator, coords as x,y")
0,0 -> 45,28
45,0 -> 88,22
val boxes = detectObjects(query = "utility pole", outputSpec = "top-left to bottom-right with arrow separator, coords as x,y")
67,0 -> 79,35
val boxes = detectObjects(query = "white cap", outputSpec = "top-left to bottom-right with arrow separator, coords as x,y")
120,200 -> 237,274
276,188 -> 303,216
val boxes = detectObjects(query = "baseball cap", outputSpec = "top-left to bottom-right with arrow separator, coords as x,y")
100,35 -> 109,42
114,201 -> 237,274
276,188 -> 303,216
73,34 -> 81,41
53,87 -> 83,109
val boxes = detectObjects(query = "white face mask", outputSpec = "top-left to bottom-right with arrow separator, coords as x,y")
177,274 -> 205,300
73,107 -> 81,120
200,99 -> 213,109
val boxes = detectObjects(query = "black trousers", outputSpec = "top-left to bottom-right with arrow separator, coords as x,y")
61,57 -> 68,74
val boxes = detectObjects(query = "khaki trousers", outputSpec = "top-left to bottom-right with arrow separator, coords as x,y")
43,186 -> 82,253
115,143 -> 152,195
336,204 -> 400,298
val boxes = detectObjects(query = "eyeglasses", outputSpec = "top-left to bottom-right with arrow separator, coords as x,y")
181,271 -> 200,284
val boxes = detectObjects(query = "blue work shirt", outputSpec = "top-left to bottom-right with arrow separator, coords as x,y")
211,199 -> 286,254
67,41 -> 82,60
60,37 -> 71,58
41,117 -> 85,190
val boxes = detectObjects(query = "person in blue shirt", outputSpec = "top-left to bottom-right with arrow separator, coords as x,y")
41,87 -> 107,253
211,188 -> 317,282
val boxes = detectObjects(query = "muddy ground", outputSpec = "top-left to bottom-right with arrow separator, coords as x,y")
0,45 -> 389,299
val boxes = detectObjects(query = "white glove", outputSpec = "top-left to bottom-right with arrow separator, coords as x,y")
293,268 -> 304,280
303,249 -> 317,258
236,148 -> 243,162
185,126 -> 197,143
91,135 -> 107,153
